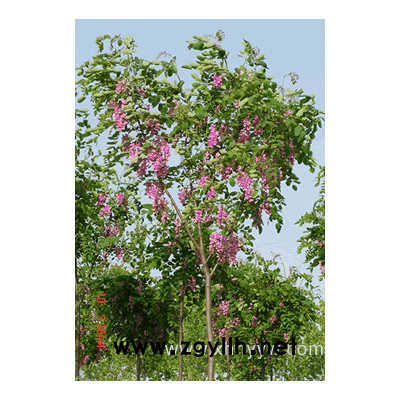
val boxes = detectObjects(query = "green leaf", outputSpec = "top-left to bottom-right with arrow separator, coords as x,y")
142,204 -> 153,214
192,42 -> 204,50
239,98 -> 248,108
77,96 -> 85,103
124,35 -> 133,47
229,177 -> 236,187
294,126 -> 302,136
191,73 -> 201,81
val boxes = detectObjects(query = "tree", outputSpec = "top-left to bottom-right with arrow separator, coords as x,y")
296,165 -> 325,279
75,32 -> 323,380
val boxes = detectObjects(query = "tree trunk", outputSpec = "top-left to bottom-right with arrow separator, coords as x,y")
136,353 -> 141,381
227,351 -> 230,381
204,272 -> 214,380
261,356 -> 265,381
75,300 -> 81,380
179,292 -> 184,381
75,258 -> 81,380
141,355 -> 146,381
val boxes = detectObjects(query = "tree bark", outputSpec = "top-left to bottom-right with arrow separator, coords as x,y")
136,353 -> 141,381
75,258 -> 81,380
163,188 -> 215,381
227,351 -> 230,381
204,272 -> 214,380
141,355 -> 146,381
261,356 -> 265,381
178,292 -> 184,381
75,301 -> 81,380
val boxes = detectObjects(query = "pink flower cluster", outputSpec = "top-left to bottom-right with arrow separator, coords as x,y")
236,166 -> 254,201
104,223 -> 120,237
237,116 -> 263,143
212,74 -> 223,89
319,260 -> 325,274
178,188 -> 190,205
116,248 -> 124,261
116,193 -> 125,205
99,205 -> 111,217
146,118 -> 161,135
251,315 -> 257,327
178,277 -> 197,297
199,175 -> 210,187
116,79 -> 129,93
174,219 -> 182,236
194,210 -> 202,222
129,140 -> 149,177
98,193 -> 107,207
79,355 -> 90,368
137,87 -> 146,97
207,186 -> 216,199
217,300 -> 230,317
207,124 -> 219,148
209,232 -> 241,264
217,205 -> 229,226
283,333 -> 289,343
137,279 -> 143,294
147,138 -> 170,178
145,181 -> 168,218
284,110 -> 293,118
109,99 -> 128,131
270,315 -> 278,324
168,101 -> 181,116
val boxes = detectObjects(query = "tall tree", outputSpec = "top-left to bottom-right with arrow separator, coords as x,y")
75,32 -> 323,380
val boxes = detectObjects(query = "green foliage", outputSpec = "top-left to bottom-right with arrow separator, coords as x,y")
296,166 -> 325,279
75,31 -> 324,380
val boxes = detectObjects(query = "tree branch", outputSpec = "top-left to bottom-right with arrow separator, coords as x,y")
163,186 -> 202,255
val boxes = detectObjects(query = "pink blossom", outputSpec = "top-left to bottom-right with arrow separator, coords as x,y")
207,186 -> 216,199
251,315 -> 257,327
137,87 -> 146,97
212,74 -> 223,89
109,100 -> 128,131
194,210 -> 202,222
199,175 -> 210,187
98,193 -> 107,207
116,193 -> 125,205
116,248 -> 124,261
116,80 -> 128,93
284,333 -> 289,343
178,188 -> 190,205
236,167 -> 254,201
207,124 -> 219,148
99,205 -> 111,217
271,315 -> 278,324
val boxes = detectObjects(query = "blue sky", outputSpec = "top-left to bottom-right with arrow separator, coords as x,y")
76,19 -> 325,292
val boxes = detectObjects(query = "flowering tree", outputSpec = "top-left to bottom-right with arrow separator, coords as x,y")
210,254 -> 317,380
75,108 -> 149,378
75,32 -> 323,380
296,165 -> 325,279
